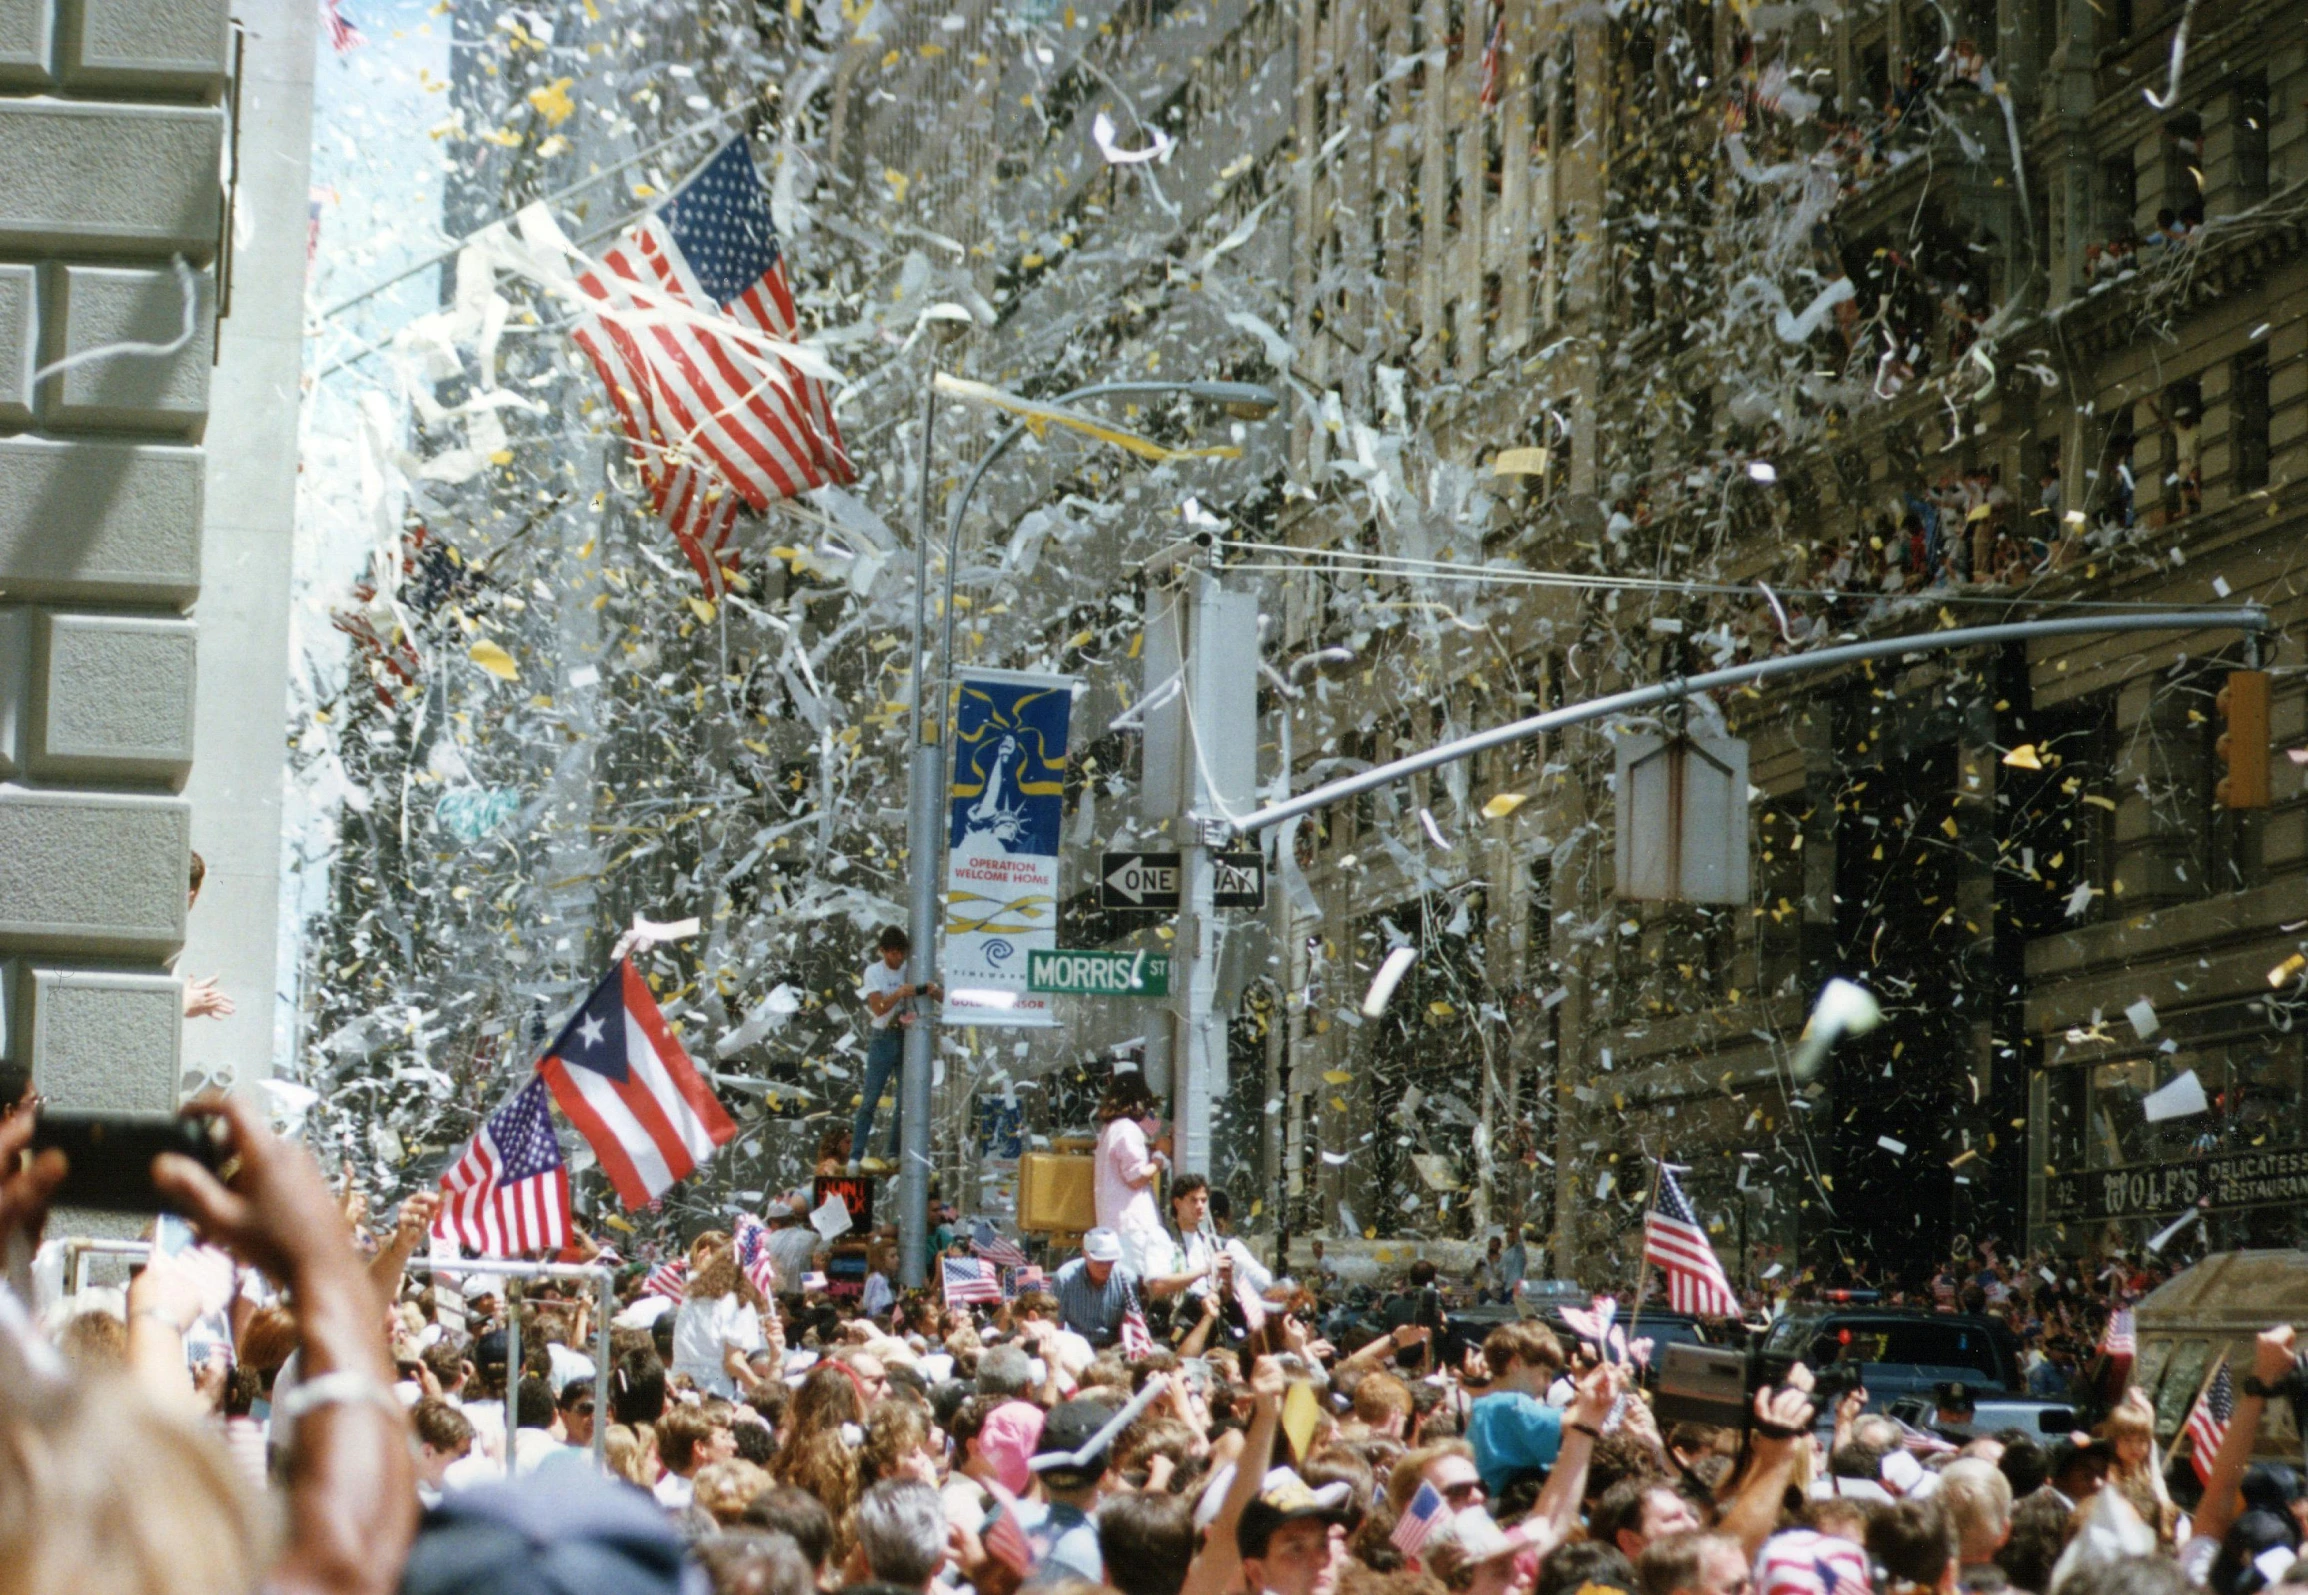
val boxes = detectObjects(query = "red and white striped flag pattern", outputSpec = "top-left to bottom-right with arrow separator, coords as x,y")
1391,1481 -> 1448,1557
2100,1306 -> 2137,1358
943,1256 -> 1003,1306
1642,1164 -> 1741,1317
734,1213 -> 781,1299
2185,1359 -> 2235,1483
433,1077 -> 571,1257
568,136 -> 852,592
538,958 -> 737,1209
642,1258 -> 689,1300
1476,11 -> 1506,111
1121,1305 -> 1156,1360
322,0 -> 363,51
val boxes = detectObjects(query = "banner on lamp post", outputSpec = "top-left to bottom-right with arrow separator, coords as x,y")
942,667 -> 1074,1027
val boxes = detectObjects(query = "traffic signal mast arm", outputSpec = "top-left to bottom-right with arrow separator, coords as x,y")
1231,609 -> 2271,836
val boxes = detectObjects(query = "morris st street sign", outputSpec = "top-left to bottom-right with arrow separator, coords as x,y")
2045,1145 -> 2308,1222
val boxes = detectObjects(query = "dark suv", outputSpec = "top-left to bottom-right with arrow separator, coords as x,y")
1759,1307 -> 2065,1422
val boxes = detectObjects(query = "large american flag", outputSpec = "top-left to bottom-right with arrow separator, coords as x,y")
1642,1164 -> 1740,1317
569,135 -> 853,592
433,1076 -> 571,1256
943,1256 -> 1004,1305
2185,1358 -> 2235,1483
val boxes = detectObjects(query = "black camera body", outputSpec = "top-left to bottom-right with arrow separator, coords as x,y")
1653,1341 -> 1855,1432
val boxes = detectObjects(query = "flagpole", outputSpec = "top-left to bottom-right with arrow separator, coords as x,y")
1627,1148 -> 1666,1352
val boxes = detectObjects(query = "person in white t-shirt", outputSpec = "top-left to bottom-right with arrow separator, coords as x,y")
853,926 -> 940,1173
671,1236 -> 767,1398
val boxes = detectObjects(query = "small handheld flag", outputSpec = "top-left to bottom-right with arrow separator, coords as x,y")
2185,1359 -> 2235,1484
943,1256 -> 1003,1306
1391,1481 -> 1448,1557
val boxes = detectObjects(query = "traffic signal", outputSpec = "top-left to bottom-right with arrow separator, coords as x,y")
2215,670 -> 2271,809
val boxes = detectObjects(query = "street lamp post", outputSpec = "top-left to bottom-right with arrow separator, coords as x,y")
898,377 -> 1277,1278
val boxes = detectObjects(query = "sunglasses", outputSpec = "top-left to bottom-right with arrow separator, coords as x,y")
1442,1481 -> 1485,1504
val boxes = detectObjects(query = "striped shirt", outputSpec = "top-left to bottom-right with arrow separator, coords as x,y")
1050,1257 -> 1143,1348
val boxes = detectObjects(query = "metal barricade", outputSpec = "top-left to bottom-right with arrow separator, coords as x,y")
436,1257 -> 616,1471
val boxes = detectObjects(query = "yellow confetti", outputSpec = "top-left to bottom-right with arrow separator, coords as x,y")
1481,791 -> 1528,819
526,77 -> 576,126
468,640 -> 518,680
2001,743 -> 2042,770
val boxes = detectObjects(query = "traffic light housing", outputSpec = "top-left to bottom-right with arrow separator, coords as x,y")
2216,670 -> 2271,809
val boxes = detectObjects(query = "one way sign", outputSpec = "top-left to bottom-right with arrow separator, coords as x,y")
1101,853 -> 1181,910
1099,851 -> 1266,910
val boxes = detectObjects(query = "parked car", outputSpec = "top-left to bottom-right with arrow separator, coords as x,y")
1759,1307 -> 2074,1430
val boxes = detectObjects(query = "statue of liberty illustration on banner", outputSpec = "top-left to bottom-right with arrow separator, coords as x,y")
942,668 -> 1074,1026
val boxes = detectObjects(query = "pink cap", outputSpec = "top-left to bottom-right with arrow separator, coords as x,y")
976,1400 -> 1047,1496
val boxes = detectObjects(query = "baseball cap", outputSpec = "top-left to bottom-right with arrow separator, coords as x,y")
1033,1397 -> 1120,1483
976,1399 -> 1046,1496
1083,1229 -> 1124,1264
399,1473 -> 698,1595
1236,1467 -> 1354,1559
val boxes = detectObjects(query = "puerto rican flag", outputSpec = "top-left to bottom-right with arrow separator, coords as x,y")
539,958 -> 737,1208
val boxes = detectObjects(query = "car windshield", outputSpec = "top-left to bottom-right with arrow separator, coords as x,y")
1806,1320 -> 2002,1377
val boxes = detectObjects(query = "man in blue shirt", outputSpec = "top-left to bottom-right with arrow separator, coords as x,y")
1016,1398 -> 1118,1584
1466,1320 -> 1568,1497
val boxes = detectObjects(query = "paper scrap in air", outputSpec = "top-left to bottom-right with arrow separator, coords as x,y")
2141,1069 -> 2208,1123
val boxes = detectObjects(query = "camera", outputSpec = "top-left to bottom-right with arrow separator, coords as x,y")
1653,1342 -> 1851,1433
27,1109 -> 234,1214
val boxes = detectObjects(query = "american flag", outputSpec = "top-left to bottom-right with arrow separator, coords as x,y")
1391,1481 -> 1448,1557
1000,1265 -> 1045,1299
982,1499 -> 1034,1576
2100,1306 -> 2137,1358
569,136 -> 853,593
734,1213 -> 781,1298
1642,1165 -> 1740,1317
1475,11 -> 1506,111
2185,1358 -> 2235,1483
642,1257 -> 689,1300
1121,1305 -> 1156,1360
1895,1417 -> 1958,1457
432,1077 -> 571,1256
973,1221 -> 1030,1269
943,1256 -> 1003,1306
321,0 -> 363,51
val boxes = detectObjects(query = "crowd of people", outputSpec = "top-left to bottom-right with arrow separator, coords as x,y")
3,1090 -> 2305,1595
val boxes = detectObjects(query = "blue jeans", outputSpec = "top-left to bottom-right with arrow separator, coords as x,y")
853,1028 -> 903,1162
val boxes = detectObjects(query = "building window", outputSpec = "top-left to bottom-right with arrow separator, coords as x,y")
2099,154 -> 2137,245
2235,76 -> 2271,201
2158,377 -> 2202,521
2234,344 -> 2271,492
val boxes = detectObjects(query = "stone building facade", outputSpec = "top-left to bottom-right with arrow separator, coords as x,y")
0,0 -> 311,1132
826,0 -> 2307,1278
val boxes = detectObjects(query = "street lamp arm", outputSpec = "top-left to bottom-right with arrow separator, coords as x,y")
1232,607 -> 2271,835
936,380 -> 1262,736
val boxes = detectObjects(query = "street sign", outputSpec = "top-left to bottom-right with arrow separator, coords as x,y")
1101,852 -> 1181,909
1213,850 -> 1266,908
1027,948 -> 1172,996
